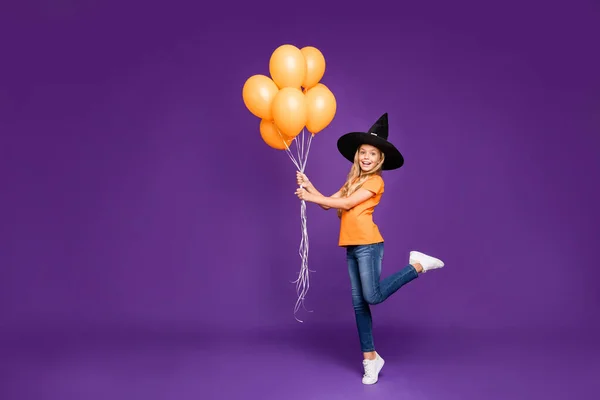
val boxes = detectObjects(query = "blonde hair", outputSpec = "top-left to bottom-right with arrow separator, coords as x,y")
337,145 -> 385,217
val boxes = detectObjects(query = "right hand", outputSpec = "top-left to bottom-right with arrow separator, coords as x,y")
296,171 -> 311,188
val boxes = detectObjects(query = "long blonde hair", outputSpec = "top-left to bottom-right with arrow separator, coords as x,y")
337,146 -> 385,217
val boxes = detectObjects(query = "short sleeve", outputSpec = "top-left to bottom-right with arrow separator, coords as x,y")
361,175 -> 384,195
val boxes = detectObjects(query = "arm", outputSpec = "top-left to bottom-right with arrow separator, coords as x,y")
315,189 -> 342,210
298,187 -> 375,211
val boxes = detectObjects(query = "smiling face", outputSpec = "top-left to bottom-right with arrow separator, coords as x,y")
357,144 -> 382,173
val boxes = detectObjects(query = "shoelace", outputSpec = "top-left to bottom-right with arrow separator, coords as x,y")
362,359 -> 376,377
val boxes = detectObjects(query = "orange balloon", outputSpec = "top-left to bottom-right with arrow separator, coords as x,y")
305,83 -> 337,134
269,44 -> 306,89
271,87 -> 308,138
300,46 -> 326,89
242,74 -> 279,120
303,83 -> 327,93
260,119 -> 294,150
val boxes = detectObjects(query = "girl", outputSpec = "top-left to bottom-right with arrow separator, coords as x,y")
294,113 -> 445,385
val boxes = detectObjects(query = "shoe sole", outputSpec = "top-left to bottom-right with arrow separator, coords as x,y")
410,251 -> 444,267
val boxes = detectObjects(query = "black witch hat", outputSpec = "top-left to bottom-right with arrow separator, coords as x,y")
336,113 -> 404,170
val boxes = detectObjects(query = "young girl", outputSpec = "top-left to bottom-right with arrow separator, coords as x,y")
294,113 -> 445,385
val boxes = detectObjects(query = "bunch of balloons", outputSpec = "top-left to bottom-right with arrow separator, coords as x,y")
242,44 -> 337,152
242,44 -> 337,322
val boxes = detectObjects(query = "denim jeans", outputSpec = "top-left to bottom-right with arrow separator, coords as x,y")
346,242 -> 419,352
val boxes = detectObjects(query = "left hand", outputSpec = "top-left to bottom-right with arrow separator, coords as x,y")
295,187 -> 311,201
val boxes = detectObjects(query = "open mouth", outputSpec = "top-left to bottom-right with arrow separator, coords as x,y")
361,161 -> 372,167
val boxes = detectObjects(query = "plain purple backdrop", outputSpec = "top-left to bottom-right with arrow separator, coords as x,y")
1,0 -> 599,340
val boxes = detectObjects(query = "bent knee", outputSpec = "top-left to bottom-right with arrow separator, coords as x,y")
363,292 -> 382,305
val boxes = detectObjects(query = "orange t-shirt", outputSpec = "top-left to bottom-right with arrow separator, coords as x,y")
338,175 -> 385,246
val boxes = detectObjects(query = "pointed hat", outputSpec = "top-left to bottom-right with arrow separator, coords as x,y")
336,113 -> 404,170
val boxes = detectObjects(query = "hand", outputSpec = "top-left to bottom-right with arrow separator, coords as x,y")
296,171 -> 312,189
295,187 -> 312,202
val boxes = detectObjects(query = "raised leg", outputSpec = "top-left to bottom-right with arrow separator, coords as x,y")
355,243 -> 419,306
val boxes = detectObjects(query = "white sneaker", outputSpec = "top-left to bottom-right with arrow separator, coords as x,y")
409,251 -> 445,273
362,352 -> 385,385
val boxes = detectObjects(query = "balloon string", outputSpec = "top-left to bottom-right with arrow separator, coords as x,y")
279,131 -> 301,171
296,129 -> 303,167
278,128 -> 314,323
302,133 -> 313,172
292,129 -> 313,323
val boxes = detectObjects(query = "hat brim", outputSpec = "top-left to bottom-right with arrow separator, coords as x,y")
337,132 -> 404,170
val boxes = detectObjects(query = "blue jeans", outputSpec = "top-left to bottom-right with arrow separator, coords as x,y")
346,242 -> 419,352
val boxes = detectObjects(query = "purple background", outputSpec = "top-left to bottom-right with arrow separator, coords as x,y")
2,0 -> 599,399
